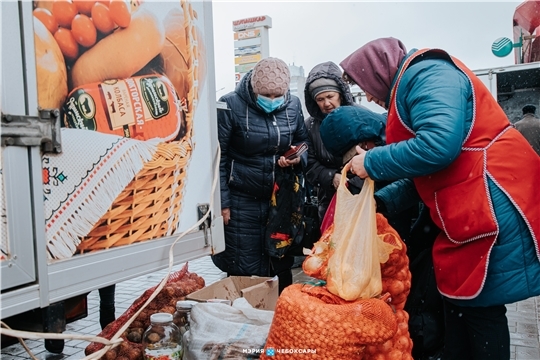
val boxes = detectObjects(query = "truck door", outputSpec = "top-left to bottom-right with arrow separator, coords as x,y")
1,1 -> 42,301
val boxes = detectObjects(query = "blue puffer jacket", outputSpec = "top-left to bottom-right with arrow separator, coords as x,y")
212,70 -> 308,277
365,50 -> 540,307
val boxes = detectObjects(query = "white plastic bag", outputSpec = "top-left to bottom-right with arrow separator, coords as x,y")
326,164 -> 383,301
184,298 -> 274,359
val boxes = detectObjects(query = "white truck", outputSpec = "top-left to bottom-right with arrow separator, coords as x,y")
474,0 -> 539,121
1,0 -> 224,352
474,61 -> 540,123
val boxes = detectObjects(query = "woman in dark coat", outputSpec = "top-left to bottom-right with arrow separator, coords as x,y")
211,57 -> 308,293
303,61 -> 360,223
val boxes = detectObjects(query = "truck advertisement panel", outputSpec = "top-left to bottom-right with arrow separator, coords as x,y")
31,0 -> 212,261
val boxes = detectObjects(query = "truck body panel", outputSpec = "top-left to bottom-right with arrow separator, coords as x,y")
1,0 -> 224,323
474,62 -> 540,123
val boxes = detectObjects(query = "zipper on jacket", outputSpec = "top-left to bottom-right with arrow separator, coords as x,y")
273,114 -> 280,148
228,159 -> 235,183
272,156 -> 276,185
272,114 -> 280,184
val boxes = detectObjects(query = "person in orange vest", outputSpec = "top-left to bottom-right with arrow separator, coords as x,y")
339,37 -> 540,360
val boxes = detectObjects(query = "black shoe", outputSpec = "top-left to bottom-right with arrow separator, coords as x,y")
99,308 -> 116,330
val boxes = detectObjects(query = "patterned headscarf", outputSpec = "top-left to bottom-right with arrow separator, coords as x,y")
340,37 -> 407,102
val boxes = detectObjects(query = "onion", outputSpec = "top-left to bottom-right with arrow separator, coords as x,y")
312,241 -> 329,256
303,255 -> 324,273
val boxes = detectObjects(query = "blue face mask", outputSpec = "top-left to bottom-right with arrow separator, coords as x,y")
257,95 -> 285,113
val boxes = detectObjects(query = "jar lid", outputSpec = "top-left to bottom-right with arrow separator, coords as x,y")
176,300 -> 199,310
150,312 -> 173,323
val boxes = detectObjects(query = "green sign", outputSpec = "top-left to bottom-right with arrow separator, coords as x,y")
491,37 -> 514,57
235,63 -> 257,73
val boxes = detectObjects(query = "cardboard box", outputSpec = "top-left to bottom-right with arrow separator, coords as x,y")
186,276 -> 279,311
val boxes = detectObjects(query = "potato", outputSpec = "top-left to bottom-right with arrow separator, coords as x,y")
127,330 -> 142,343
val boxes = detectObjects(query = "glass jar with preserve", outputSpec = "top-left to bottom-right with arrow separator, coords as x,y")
142,312 -> 182,360
173,300 -> 198,336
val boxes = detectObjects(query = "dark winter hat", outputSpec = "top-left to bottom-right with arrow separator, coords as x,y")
320,105 -> 386,157
309,78 -> 341,99
522,104 -> 536,115
251,57 -> 291,96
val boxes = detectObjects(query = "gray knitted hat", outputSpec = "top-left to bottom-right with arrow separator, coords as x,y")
309,78 -> 341,99
251,57 -> 290,96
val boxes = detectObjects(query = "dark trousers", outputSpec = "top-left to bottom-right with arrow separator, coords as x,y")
269,256 -> 293,294
442,298 -> 510,360
275,268 -> 293,294
98,284 -> 116,330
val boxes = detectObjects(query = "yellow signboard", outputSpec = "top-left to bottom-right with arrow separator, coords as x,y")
235,54 -> 262,65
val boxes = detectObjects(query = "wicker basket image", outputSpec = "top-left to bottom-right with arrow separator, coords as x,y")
76,138 -> 192,252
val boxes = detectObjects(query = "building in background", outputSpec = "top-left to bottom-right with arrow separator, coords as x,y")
232,16 -> 272,86
350,85 -> 363,105
288,63 -> 308,117
349,86 -> 389,114
230,16 -> 317,119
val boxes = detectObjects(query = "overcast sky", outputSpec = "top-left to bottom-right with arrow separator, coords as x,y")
211,1 -> 523,109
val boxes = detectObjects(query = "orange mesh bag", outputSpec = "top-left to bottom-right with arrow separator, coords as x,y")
377,214 -> 411,311
303,214 -> 414,360
364,309 -> 414,360
363,215 -> 414,360
304,166 -> 400,301
261,284 -> 397,360
85,263 -> 205,358
303,215 -> 405,285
